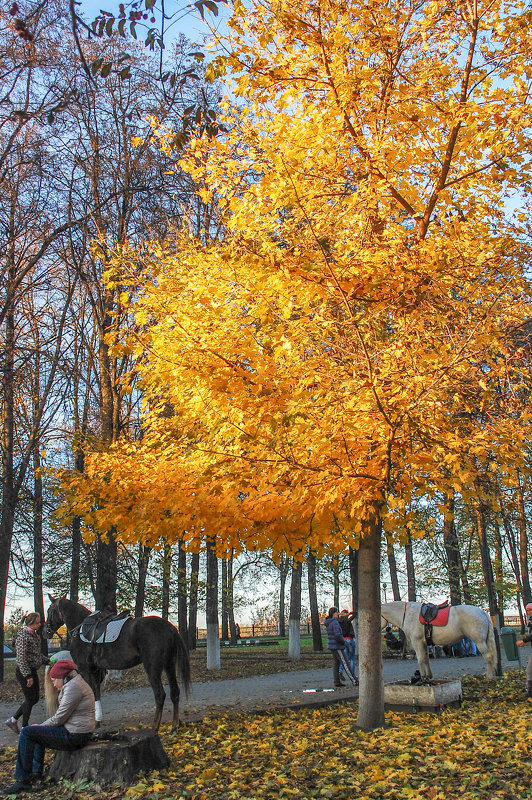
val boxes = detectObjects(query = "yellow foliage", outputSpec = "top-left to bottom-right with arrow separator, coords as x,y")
55,0 -> 532,557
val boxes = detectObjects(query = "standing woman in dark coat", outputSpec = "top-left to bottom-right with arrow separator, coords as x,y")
5,613 -> 49,734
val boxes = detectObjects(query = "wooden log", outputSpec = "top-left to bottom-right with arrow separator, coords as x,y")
49,730 -> 170,788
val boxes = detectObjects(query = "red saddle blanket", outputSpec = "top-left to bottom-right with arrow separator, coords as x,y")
419,606 -> 450,626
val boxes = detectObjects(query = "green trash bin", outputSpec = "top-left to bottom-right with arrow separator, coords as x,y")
500,627 -> 520,662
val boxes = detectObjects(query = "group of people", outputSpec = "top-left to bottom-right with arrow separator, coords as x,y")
3,612 -> 96,795
324,607 -> 358,687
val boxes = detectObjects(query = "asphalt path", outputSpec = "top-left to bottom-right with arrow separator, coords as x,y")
0,647 -> 527,750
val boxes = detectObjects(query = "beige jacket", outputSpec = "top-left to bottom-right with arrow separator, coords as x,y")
42,673 -> 95,734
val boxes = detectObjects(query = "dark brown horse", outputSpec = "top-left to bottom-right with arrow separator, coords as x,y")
45,595 -> 191,730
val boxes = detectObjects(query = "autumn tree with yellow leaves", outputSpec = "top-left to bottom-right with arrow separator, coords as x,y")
59,0 -> 532,730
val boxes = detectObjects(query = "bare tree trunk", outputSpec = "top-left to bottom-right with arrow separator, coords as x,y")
443,489 -> 461,605
95,531 -> 118,613
332,555 -> 340,608
0,260 -> 16,682
221,557 -> 228,640
386,541 -> 401,600
307,548 -> 323,651
32,440 -> 46,655
177,543 -> 188,641
494,520 -> 504,615
288,559 -> 302,661
134,545 -> 151,617
161,543 -> 171,621
349,546 -> 359,609
476,503 -> 502,676
357,506 -> 384,731
277,554 -> 289,637
405,534 -> 416,601
226,552 -> 237,645
188,552 -> 199,650
206,540 -> 220,670
517,471 -> 532,605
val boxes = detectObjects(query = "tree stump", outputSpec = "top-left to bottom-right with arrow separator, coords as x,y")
49,730 -> 170,788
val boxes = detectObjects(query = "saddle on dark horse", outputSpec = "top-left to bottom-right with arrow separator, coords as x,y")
78,610 -> 131,645
419,601 -> 450,647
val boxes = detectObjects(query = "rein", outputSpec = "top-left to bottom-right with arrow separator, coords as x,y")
401,602 -> 407,629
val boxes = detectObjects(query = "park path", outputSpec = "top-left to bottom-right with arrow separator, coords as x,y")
0,648 -> 526,750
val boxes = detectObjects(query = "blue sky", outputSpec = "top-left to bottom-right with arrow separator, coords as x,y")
80,0 -> 230,46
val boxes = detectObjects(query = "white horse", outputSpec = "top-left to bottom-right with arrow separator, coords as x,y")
381,601 -> 498,680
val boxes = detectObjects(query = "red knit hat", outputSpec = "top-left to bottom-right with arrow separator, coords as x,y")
49,660 -> 76,679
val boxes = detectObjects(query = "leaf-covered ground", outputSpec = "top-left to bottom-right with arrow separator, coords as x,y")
0,672 -> 529,800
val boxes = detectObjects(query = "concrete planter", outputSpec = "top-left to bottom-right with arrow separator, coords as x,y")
384,679 -> 462,713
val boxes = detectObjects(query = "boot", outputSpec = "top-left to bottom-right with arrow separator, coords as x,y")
524,680 -> 532,698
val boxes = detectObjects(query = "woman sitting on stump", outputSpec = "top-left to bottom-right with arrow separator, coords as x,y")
2,659 -> 95,796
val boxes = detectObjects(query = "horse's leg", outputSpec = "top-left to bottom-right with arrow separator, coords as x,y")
164,658 -> 181,731
84,669 -> 103,725
413,637 -> 432,679
474,627 -> 497,680
142,663 -> 166,731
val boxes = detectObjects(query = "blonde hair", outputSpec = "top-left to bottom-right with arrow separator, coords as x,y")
25,612 -> 40,626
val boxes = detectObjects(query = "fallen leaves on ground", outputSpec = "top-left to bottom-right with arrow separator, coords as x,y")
0,672 -> 529,800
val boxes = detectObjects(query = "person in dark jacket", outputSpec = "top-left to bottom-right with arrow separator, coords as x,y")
383,625 -> 402,652
338,609 -> 357,678
324,607 -> 358,688
5,613 -> 49,734
516,601 -> 532,698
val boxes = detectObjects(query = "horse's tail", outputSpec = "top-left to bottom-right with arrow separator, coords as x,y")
172,627 -> 192,695
44,666 -> 59,716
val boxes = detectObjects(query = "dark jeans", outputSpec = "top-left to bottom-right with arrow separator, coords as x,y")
15,724 -> 92,781
14,668 -> 39,727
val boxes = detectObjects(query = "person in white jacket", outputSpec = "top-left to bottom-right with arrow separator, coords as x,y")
2,659 -> 95,796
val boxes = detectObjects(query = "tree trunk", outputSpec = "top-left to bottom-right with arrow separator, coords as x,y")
332,555 -> 340,608
476,503 -> 503,675
32,440 -> 47,655
349,545 -> 359,608
177,543 -> 188,642
517,471 -> 532,605
206,540 -> 220,670
0,260 -> 16,683
221,557 -> 228,640
134,545 -> 151,618
443,489 -> 461,605
357,506 -> 385,731
288,559 -> 302,661
405,534 -> 417,601
95,532 -> 118,613
278,554 -> 289,637
226,552 -> 237,645
188,551 -> 199,650
494,520 -> 504,615
386,541 -> 401,600
307,548 -> 323,651
161,543 -> 171,621
95,310 -> 118,613
498,496 -> 523,602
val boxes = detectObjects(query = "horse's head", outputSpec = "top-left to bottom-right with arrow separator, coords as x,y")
45,594 -> 66,640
